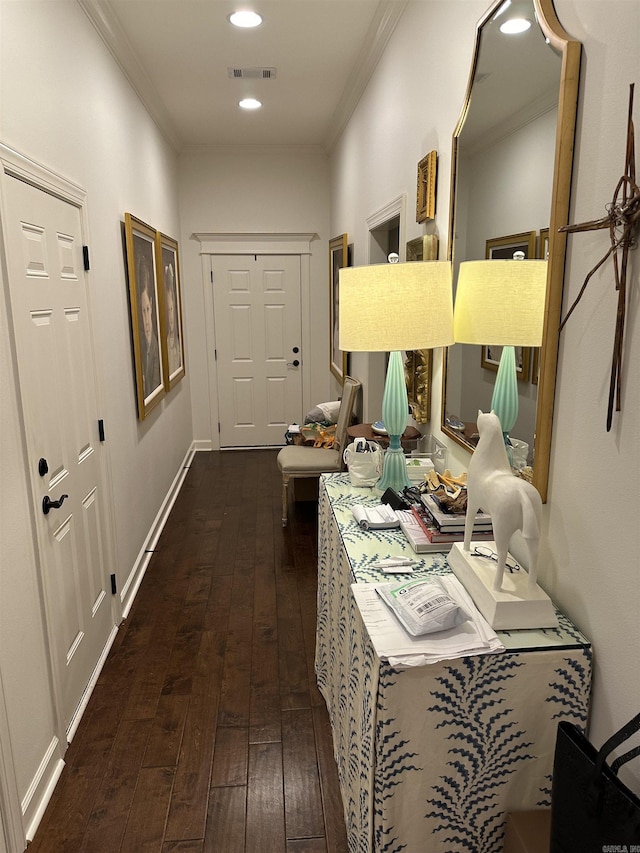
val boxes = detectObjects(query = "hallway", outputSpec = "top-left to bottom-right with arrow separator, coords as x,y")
27,449 -> 348,853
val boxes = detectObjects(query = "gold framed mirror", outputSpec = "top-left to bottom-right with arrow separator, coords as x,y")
441,0 -> 581,501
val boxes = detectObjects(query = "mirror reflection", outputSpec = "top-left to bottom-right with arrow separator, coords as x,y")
442,0 -> 579,498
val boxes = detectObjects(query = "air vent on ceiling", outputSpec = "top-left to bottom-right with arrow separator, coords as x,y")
228,67 -> 277,79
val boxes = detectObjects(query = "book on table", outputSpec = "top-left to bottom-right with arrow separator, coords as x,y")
420,493 -> 493,534
396,510 -> 452,553
410,505 -> 494,544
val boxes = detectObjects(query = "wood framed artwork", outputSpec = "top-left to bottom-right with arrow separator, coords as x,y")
329,233 -> 349,382
416,150 -> 437,223
485,230 -> 536,259
155,232 -> 185,391
481,344 -> 530,381
416,151 -> 438,222
538,227 -> 550,260
124,213 -> 165,419
406,234 -> 439,261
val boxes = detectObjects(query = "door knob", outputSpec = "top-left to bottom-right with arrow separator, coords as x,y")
287,360 -> 300,367
42,494 -> 69,515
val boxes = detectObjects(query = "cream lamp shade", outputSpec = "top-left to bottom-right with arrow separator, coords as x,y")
339,261 -> 455,352
453,260 -> 548,346
339,261 -> 453,494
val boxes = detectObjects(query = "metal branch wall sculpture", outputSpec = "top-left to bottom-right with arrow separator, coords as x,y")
560,83 -> 639,431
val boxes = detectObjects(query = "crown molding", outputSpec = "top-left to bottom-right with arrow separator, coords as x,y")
77,0 -> 182,152
324,0 -> 408,153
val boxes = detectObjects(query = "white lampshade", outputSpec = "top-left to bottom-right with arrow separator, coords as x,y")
454,260 -> 547,346
339,261 -> 454,352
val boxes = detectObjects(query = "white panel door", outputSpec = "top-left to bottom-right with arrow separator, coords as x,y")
3,173 -> 115,733
212,255 -> 302,447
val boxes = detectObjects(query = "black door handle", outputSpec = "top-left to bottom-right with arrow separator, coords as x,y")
43,494 -> 69,515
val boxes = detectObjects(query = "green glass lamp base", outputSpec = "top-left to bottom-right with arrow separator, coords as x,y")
374,350 -> 411,495
490,345 -> 518,440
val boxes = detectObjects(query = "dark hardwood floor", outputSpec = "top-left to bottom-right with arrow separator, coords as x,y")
27,449 -> 348,853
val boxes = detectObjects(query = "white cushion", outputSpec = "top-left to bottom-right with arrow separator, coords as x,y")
277,445 -> 342,474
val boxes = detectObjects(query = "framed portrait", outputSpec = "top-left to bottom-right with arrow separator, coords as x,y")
538,227 -> 550,260
416,150 -> 437,223
485,230 -> 536,260
155,232 -> 185,391
481,344 -> 530,381
124,213 -> 165,419
329,233 -> 349,383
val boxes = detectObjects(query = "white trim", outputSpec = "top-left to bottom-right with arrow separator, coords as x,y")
22,739 -> 65,844
0,669 -> 25,853
120,444 -> 196,617
66,623 -> 119,743
193,231 -> 316,255
366,193 -> 407,249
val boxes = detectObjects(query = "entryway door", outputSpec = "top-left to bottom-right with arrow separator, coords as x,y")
211,254 -> 303,447
1,154 -> 117,736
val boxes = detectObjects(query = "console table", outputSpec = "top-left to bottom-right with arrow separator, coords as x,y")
316,473 -> 591,853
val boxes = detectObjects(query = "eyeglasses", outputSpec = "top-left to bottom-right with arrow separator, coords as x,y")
472,545 -> 520,573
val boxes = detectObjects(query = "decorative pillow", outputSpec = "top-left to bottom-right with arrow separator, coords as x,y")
304,400 -> 340,424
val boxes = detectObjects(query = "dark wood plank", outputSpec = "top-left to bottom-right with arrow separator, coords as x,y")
312,705 -> 349,853
143,693 -> 190,768
119,766 -> 175,853
204,786 -> 246,853
210,726 -> 248,787
282,709 -> 325,840
246,742 -> 286,851
287,839 -> 327,853
78,719 -> 152,853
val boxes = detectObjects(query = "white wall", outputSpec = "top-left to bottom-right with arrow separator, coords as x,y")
0,0 -> 193,833
178,146 -> 332,441
330,0 -> 640,785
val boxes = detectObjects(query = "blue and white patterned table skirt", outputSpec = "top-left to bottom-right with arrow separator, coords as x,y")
315,473 -> 592,853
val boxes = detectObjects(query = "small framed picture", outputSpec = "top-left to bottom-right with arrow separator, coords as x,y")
416,150 -> 437,223
481,344 -> 530,381
538,227 -> 550,260
155,232 -> 185,391
406,234 -> 439,262
485,230 -> 536,260
329,233 -> 349,383
124,213 -> 165,419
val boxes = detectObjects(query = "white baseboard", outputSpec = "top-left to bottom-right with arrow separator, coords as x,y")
120,444 -> 198,618
22,738 -> 64,843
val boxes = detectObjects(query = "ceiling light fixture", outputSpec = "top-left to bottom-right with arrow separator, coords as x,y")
500,17 -> 532,34
229,10 -> 262,28
239,98 -> 262,110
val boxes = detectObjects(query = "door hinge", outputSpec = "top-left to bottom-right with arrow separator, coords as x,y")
110,573 -> 117,595
218,422 -> 221,434
214,349 -> 217,361
83,245 -> 90,271
210,270 -> 213,283
98,419 -> 105,442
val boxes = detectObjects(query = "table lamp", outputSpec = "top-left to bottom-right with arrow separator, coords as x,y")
453,259 -> 547,443
339,261 -> 454,493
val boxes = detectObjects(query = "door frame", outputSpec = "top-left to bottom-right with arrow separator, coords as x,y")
194,232 -> 316,450
0,143 -> 120,840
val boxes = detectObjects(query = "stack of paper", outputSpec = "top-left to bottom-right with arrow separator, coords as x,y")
351,575 -> 504,667
352,504 -> 400,530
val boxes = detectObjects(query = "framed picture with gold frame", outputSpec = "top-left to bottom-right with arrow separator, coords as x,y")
124,213 -> 165,419
538,227 -> 550,260
416,150 -> 437,223
406,234 -> 439,261
481,345 -> 530,381
155,232 -> 186,392
485,230 -> 536,260
329,233 -> 349,382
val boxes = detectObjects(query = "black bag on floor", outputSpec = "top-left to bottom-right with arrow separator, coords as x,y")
550,712 -> 640,851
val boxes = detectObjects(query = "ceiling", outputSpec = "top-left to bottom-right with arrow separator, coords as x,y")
79,0 -> 407,152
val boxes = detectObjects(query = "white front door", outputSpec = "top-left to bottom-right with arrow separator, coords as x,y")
211,254 -> 303,447
2,168 -> 116,734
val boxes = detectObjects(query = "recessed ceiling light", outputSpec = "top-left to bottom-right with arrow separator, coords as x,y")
239,98 -> 262,110
500,17 -> 532,34
229,10 -> 262,28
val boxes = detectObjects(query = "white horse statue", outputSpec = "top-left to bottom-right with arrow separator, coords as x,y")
464,410 -> 542,593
